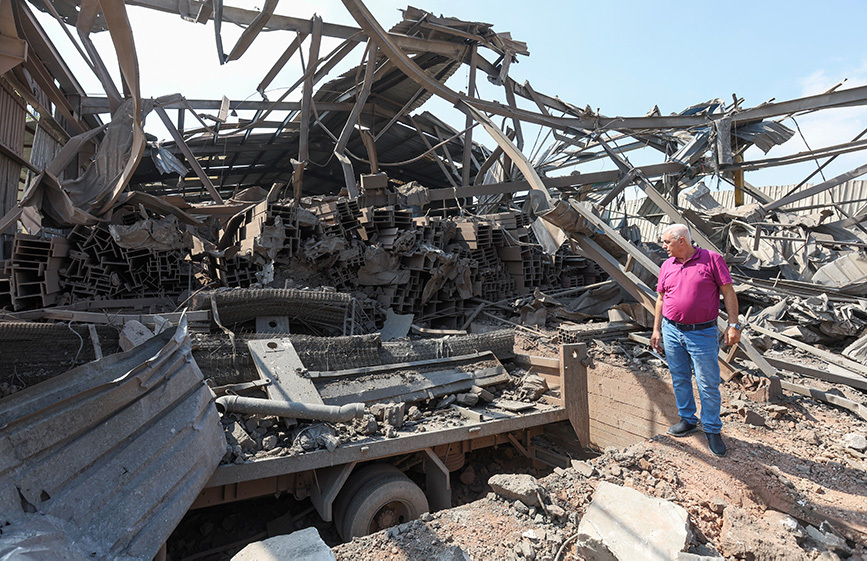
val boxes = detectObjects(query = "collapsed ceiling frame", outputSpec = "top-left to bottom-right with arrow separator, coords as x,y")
3,0 -> 867,227
1,1 -> 867,337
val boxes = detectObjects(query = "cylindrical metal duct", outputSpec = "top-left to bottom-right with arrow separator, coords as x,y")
215,395 -> 365,422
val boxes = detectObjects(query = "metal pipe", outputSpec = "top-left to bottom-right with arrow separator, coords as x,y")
215,395 -> 365,422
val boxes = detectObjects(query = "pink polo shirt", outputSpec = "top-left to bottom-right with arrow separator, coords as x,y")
657,247 -> 732,324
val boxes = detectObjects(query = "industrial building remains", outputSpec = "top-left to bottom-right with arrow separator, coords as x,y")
1,1 -> 866,560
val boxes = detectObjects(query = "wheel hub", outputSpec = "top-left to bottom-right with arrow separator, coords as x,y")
371,501 -> 406,532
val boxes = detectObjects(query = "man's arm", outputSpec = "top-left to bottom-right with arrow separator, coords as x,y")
720,283 -> 741,347
650,291 -> 665,352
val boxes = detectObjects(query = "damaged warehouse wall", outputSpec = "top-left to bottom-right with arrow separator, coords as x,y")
0,0 -> 866,559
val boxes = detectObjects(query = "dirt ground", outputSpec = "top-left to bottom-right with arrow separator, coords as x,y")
331,327 -> 867,561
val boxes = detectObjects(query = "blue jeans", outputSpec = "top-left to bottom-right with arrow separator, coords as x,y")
661,318 -> 722,434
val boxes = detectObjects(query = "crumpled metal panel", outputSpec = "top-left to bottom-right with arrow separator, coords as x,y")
0,318 -> 226,561
733,120 -> 795,153
812,250 -> 867,293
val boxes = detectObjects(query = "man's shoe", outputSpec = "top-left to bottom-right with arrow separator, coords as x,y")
667,420 -> 699,437
706,433 -> 727,457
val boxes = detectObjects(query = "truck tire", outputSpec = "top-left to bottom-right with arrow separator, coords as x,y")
333,463 -> 403,536
339,471 -> 429,540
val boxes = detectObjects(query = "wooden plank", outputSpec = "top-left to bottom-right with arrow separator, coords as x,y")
513,354 -> 560,371
247,338 -> 324,406
591,414 -> 666,440
588,395 -> 678,435
588,420 -> 643,450
561,343 -> 589,447
586,374 -> 677,401
589,418 -> 670,446
587,390 -> 679,424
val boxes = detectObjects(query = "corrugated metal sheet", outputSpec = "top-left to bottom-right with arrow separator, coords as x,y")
619,180 -> 867,243
0,80 -> 26,217
0,318 -> 226,561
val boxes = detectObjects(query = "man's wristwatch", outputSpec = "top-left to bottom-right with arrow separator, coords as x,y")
728,323 -> 742,330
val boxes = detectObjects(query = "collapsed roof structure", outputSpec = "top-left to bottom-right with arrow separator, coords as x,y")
1,0 -> 867,558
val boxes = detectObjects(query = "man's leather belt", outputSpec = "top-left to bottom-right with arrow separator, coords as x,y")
665,318 -> 716,331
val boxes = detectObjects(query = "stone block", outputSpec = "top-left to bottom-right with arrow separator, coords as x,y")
231,527 -> 335,561
119,320 -> 154,351
571,460 -> 595,478
843,432 -> 867,452
488,474 -> 544,507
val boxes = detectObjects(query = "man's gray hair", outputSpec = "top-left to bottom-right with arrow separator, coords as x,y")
662,223 -> 691,243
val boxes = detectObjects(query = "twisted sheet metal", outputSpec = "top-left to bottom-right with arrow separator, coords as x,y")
0,318 -> 225,561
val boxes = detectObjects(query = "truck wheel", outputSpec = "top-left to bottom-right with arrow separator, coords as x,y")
339,471 -> 429,540
333,463 -> 402,536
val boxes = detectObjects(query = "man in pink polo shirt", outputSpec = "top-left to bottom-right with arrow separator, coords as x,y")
650,224 -> 741,457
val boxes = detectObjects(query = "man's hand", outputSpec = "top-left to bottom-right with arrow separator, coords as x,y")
724,326 -> 741,347
651,330 -> 663,353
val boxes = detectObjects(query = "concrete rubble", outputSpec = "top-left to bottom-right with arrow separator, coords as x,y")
1,0 -> 867,560
231,527 -> 336,561
574,481 -> 691,561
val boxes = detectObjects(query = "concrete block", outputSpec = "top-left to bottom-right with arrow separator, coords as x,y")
575,481 -> 691,561
571,460 -> 595,478
469,385 -> 494,402
228,422 -> 256,452
488,473 -> 544,507
740,409 -> 766,426
360,172 -> 389,191
843,432 -> 867,452
231,527 -> 335,561
119,320 -> 154,351
383,402 -> 404,428
678,553 -> 724,560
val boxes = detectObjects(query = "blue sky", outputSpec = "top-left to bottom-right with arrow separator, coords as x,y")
35,1 -> 867,189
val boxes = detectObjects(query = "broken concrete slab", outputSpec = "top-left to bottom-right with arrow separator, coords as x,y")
381,309 -> 414,341
487,473 -> 545,507
231,527 -> 335,561
118,319 -> 154,351
575,481 -> 691,561
842,433 -> 867,452
571,460 -> 596,478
